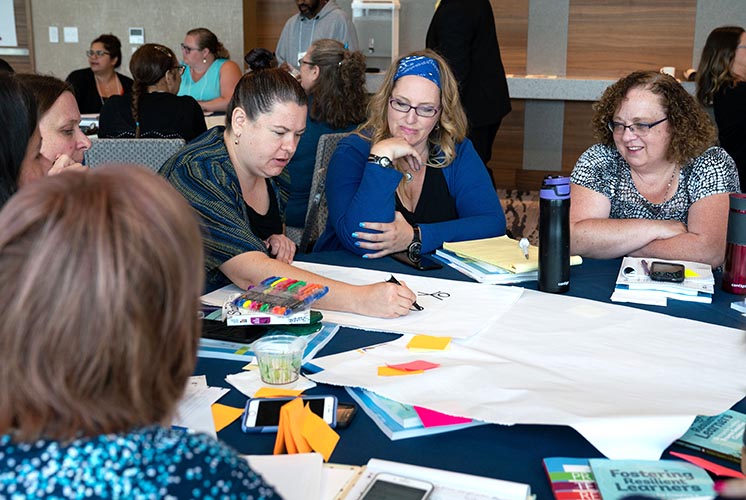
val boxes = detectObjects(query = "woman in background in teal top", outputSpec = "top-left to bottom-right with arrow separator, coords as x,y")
178,27 -> 242,113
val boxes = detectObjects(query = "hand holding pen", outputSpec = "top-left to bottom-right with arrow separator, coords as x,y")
387,275 -> 423,311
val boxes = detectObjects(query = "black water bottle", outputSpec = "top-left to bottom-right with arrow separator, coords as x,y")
538,176 -> 571,293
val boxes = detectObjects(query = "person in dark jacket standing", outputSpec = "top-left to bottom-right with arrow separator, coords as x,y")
426,0 -> 511,186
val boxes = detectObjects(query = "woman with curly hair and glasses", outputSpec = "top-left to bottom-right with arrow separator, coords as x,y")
570,71 -> 739,268
315,49 -> 506,262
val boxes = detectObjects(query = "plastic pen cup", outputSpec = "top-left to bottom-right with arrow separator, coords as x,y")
252,335 -> 306,385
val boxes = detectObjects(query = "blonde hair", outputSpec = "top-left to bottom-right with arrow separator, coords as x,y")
0,165 -> 204,441
358,49 -> 467,172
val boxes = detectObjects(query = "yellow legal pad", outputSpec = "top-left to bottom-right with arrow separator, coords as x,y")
443,235 -> 582,274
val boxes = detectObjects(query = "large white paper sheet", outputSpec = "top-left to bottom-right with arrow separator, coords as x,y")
308,289 -> 746,459
293,262 -> 523,338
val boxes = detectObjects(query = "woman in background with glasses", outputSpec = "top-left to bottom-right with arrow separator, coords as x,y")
315,49 -> 506,260
696,26 -> 746,191
99,44 -> 206,141
570,71 -> 739,268
178,28 -> 241,113
65,34 -> 133,114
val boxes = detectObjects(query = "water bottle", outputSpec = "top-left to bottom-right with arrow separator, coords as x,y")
722,193 -> 746,294
538,176 -> 571,293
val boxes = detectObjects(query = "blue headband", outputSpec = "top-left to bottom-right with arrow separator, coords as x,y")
393,55 -> 441,88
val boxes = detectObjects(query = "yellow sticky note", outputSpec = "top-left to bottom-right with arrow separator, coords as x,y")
406,335 -> 451,351
301,405 -> 340,462
684,268 -> 700,278
242,362 -> 259,371
253,387 -> 304,398
377,366 -> 424,376
211,404 -> 244,433
287,398 -> 312,454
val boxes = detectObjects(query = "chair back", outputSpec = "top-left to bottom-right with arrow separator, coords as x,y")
298,132 -> 349,253
84,138 -> 186,171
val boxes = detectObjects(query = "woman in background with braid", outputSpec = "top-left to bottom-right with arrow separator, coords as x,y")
98,44 -> 206,141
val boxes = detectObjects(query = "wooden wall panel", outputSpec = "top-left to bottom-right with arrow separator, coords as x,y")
566,0 -> 697,80
253,0 -> 295,54
561,101 -> 595,171
492,0 -> 528,75
4,0 -> 34,73
491,100 -> 525,188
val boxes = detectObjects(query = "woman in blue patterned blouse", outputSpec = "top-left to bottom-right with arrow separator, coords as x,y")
0,165 -> 277,499
570,71 -> 740,268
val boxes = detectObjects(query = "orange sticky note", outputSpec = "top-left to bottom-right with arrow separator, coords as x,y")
211,404 -> 244,433
387,360 -> 440,371
253,387 -> 304,398
406,335 -> 451,351
377,366 -> 424,376
413,406 -> 472,427
301,404 -> 340,462
669,451 -> 745,478
286,398 -> 312,454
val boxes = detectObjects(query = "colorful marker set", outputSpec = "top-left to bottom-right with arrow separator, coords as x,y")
232,277 -> 329,316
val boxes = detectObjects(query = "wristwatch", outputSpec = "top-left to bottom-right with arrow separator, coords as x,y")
367,153 -> 393,169
407,224 -> 422,262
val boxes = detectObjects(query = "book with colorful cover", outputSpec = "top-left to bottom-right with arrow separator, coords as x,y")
588,459 -> 714,500
543,457 -> 601,500
674,409 -> 745,464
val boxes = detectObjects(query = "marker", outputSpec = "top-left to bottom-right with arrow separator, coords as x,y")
519,238 -> 530,260
387,275 -> 423,311
640,259 -> 651,276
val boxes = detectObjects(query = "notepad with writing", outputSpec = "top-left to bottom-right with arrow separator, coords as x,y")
443,235 -> 582,273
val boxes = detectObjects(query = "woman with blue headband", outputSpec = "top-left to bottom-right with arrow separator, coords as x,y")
315,49 -> 506,261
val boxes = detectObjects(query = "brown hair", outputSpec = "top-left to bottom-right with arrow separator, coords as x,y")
15,73 -> 73,118
0,165 -> 204,441
359,49 -> 467,170
130,44 -> 179,137
306,39 -> 367,129
187,27 -> 230,59
696,26 -> 745,106
92,33 -> 124,69
591,71 -> 716,166
226,68 -> 307,132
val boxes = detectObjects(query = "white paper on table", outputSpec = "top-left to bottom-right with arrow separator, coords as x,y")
245,453 -> 323,500
201,284 -> 243,306
292,261 -> 523,338
226,369 -> 317,397
308,289 -> 746,459
172,378 -> 229,439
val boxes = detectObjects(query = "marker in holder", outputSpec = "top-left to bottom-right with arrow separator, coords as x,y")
231,277 -> 329,316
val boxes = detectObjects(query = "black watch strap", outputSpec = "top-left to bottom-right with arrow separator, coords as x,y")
367,154 -> 393,169
407,224 -> 422,262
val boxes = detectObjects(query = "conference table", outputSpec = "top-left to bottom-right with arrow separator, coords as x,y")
196,251 -> 746,498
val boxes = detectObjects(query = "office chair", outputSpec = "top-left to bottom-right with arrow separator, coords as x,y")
84,138 -> 186,172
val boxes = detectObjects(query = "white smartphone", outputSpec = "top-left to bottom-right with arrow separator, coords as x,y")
241,395 -> 337,433
359,473 -> 434,500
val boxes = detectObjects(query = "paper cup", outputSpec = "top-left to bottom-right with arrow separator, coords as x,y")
660,66 -> 676,77
252,335 -> 306,385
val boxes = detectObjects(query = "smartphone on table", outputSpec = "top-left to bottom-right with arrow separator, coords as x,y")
359,473 -> 434,500
649,261 -> 685,283
241,395 -> 337,433
390,251 -> 443,271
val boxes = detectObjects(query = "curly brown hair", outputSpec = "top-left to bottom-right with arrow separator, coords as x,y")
359,49 -> 467,169
591,71 -> 716,166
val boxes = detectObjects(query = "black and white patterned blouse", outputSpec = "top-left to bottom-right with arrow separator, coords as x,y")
570,144 -> 740,223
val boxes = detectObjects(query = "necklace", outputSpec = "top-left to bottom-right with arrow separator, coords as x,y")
95,73 -> 122,105
634,165 -> 678,215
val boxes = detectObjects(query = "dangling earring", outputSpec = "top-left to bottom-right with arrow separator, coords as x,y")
234,134 -> 240,145
435,122 -> 441,130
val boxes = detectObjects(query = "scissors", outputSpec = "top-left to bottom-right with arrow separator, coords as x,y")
417,291 -> 451,300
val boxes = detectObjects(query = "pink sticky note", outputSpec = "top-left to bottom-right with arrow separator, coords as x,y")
387,360 -> 440,372
414,406 -> 472,427
669,451 -> 745,478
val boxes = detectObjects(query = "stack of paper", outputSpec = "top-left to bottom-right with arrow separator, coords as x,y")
439,235 -> 581,283
610,257 -> 714,306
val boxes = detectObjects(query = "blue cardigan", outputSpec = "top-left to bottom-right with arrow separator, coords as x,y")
315,133 -> 506,255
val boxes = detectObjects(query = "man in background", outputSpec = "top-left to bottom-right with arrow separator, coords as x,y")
276,0 -> 359,74
426,0 -> 511,187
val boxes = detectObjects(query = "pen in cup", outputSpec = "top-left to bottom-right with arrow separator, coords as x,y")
519,238 -> 530,260
387,275 -> 423,311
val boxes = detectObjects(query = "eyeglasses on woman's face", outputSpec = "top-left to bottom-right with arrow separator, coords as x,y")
86,49 -> 110,58
388,98 -> 439,118
607,117 -> 668,137
180,43 -> 200,53
298,58 -> 316,67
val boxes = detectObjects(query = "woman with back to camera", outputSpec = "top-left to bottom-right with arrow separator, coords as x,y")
314,49 -> 506,259
178,27 -> 242,113
283,38 -> 367,235
15,74 -> 89,183
570,70 -> 739,268
66,34 -> 133,114
98,43 -> 206,141
696,26 -> 746,191
161,68 -> 417,318
0,165 -> 277,498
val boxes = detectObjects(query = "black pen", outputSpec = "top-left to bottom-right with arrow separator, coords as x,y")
387,275 -> 424,311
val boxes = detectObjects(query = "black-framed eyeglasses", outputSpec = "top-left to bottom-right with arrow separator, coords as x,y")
389,98 -> 439,118
298,58 -> 316,67
180,43 -> 200,53
171,64 -> 186,75
607,117 -> 668,137
86,49 -> 110,58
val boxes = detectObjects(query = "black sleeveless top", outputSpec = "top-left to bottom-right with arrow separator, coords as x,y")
396,167 -> 458,224
245,179 -> 283,240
